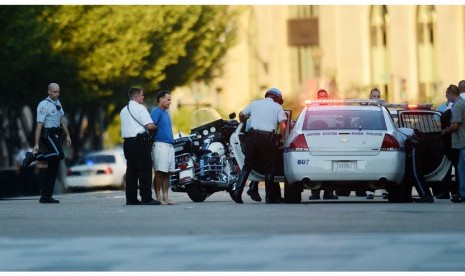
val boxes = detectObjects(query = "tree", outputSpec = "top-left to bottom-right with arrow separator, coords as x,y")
0,5 -> 240,166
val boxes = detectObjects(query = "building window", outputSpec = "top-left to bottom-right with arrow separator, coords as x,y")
370,5 -> 390,100
416,5 -> 437,102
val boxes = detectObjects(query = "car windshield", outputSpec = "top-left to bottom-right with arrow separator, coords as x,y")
78,155 -> 116,165
303,110 -> 386,130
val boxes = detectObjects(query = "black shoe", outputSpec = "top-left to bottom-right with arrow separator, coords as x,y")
22,152 -> 34,168
451,195 -> 463,203
309,193 -> 320,200
436,193 -> 450,199
323,193 -> 338,200
39,196 -> 60,204
413,195 -> 434,203
232,190 -> 243,204
366,194 -> 374,200
141,199 -> 161,205
247,190 -> 262,202
126,199 -> 141,205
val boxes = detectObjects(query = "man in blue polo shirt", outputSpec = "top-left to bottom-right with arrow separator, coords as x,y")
151,90 -> 176,205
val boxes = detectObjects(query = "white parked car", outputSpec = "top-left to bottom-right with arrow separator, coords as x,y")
65,148 -> 126,190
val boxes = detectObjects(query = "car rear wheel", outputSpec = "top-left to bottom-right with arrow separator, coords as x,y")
185,183 -> 208,202
284,181 -> 302,203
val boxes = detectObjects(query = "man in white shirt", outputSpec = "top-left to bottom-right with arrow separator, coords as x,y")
231,88 -> 287,204
120,87 -> 159,205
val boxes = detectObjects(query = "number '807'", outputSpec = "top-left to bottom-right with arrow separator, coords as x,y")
297,159 -> 309,165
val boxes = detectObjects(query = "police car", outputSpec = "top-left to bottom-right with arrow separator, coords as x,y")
65,148 -> 127,190
229,99 -> 450,203
282,99 -> 450,203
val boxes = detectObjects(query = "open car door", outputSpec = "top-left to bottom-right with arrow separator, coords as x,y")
397,109 -> 451,182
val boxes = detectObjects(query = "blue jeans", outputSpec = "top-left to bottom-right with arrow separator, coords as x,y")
458,148 -> 465,198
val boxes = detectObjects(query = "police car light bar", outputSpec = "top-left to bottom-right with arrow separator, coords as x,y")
305,99 -> 382,105
384,103 -> 433,110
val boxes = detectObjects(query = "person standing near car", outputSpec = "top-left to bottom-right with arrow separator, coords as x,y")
309,89 -> 338,200
441,84 -> 465,203
231,87 -> 287,204
366,88 -> 388,200
120,87 -> 160,206
21,83 -> 71,204
151,90 -> 176,205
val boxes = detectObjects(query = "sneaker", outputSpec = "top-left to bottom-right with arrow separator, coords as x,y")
39,196 -> 60,204
382,193 -> 389,199
366,194 -> 375,200
413,195 -> 434,203
21,152 -> 35,168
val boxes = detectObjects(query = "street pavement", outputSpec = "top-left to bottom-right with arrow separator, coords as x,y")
1,188 -> 465,271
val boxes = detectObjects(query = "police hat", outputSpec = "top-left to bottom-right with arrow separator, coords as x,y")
264,87 -> 284,104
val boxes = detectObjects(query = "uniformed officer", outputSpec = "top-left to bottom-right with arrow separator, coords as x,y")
21,83 -> 72,204
120,87 -> 160,206
231,87 -> 287,204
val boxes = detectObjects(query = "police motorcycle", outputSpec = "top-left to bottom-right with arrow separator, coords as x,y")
169,107 -> 240,202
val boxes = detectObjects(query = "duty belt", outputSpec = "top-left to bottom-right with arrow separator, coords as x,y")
250,129 -> 273,136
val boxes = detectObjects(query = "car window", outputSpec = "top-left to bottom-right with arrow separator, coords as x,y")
303,110 -> 386,131
398,112 -> 441,133
79,154 -> 116,165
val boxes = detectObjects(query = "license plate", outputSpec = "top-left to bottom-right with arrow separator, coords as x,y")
179,168 -> 194,179
334,161 -> 356,172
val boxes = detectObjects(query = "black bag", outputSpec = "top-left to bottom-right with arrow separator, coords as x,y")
136,132 -> 152,143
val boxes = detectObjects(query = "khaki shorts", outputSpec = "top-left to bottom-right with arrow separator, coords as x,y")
152,142 -> 175,173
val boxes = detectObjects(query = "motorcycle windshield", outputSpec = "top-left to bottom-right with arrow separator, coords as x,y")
190,107 -> 222,129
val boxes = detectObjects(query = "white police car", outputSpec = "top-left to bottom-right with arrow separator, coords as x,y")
282,99 -> 450,203
65,148 -> 127,190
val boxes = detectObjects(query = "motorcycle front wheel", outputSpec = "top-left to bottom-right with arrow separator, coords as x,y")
185,183 -> 209,202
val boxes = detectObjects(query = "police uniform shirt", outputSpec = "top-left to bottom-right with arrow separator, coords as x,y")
241,97 -> 287,132
120,100 -> 153,139
37,97 -> 64,128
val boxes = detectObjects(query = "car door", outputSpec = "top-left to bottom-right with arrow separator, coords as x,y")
397,109 -> 451,182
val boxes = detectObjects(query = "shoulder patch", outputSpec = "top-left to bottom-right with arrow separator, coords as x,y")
40,107 -> 46,115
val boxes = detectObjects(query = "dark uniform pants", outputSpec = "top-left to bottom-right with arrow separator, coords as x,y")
35,134 -> 65,197
123,139 -> 153,202
243,133 -> 276,174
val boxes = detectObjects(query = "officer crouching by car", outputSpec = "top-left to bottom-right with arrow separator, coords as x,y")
231,87 -> 287,204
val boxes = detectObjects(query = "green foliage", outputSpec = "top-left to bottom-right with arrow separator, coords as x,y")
0,5 -> 240,165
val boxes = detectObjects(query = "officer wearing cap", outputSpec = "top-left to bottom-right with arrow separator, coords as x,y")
231,87 -> 287,204
21,82 -> 72,204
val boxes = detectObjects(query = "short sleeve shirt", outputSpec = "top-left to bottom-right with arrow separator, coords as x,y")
241,97 -> 287,132
120,100 -> 153,139
451,97 -> 465,149
150,107 -> 174,144
36,97 -> 64,128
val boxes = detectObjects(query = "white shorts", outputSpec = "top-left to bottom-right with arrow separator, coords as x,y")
152,142 -> 175,173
